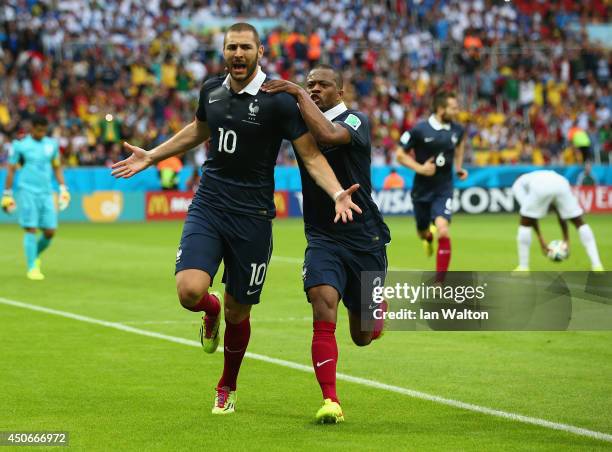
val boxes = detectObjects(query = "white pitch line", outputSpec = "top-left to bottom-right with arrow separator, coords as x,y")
271,255 -> 303,264
120,320 -> 199,325
120,317 -> 311,325
1,296 -> 610,443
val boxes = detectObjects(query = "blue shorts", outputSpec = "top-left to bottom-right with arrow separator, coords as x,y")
175,201 -> 273,305
303,235 -> 387,314
17,190 -> 57,229
413,191 -> 453,231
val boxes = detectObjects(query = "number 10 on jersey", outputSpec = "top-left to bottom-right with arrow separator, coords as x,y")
249,263 -> 267,287
218,127 -> 237,154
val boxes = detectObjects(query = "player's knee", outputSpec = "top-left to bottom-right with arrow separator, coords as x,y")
309,288 -> 338,322
434,218 -> 450,238
43,230 -> 55,239
175,270 -> 211,308
570,216 -> 584,228
350,331 -> 372,347
312,303 -> 335,322
176,282 -> 205,308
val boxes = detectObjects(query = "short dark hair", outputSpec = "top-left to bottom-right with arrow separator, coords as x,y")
224,22 -> 261,48
432,91 -> 456,112
311,64 -> 343,90
30,114 -> 49,127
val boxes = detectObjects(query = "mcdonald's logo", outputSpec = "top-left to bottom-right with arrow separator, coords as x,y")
146,191 -> 193,220
148,194 -> 169,215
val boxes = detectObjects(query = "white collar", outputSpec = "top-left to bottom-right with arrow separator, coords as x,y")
428,114 -> 451,131
323,102 -> 348,121
222,66 -> 266,95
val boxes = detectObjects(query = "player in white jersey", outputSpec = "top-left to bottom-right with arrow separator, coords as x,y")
512,170 -> 603,272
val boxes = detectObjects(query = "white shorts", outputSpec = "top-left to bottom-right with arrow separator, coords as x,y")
514,173 -> 583,220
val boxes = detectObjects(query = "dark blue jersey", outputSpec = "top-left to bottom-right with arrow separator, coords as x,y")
400,115 -> 464,201
296,103 -> 390,251
195,70 -> 308,218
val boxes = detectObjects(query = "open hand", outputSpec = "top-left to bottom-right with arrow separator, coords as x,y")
111,142 -> 154,178
334,184 -> 363,223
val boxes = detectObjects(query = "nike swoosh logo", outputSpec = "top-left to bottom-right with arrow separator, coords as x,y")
424,137 -> 434,142
247,289 -> 261,295
316,359 -> 334,368
209,98 -> 222,104
225,346 -> 246,353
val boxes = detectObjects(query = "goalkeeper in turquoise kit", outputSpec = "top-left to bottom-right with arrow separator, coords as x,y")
2,115 -> 70,280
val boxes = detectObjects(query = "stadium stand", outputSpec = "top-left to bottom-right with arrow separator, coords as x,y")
0,0 -> 610,167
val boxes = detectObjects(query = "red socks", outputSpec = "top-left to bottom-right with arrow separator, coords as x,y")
218,317 -> 251,391
184,292 -> 220,316
437,237 -> 451,271
312,321 -> 338,402
436,237 -> 451,281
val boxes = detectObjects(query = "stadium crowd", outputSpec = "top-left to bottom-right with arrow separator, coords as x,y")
0,0 -> 610,168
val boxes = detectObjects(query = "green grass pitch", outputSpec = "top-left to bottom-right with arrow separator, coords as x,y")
1,214 -> 611,450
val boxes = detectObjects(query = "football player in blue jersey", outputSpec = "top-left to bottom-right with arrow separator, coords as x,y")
2,115 -> 70,280
111,23 -> 361,415
263,65 -> 391,423
396,91 -> 467,279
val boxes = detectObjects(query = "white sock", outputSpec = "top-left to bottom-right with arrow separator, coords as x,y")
578,224 -> 602,268
517,226 -> 532,268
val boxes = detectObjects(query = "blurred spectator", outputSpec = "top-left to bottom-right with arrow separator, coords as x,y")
568,124 -> 592,162
576,161 -> 599,186
157,156 -> 183,190
383,169 -> 405,190
0,0 -> 609,169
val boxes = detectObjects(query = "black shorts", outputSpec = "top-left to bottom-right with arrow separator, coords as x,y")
175,201 -> 273,305
413,189 -> 453,231
303,234 -> 387,314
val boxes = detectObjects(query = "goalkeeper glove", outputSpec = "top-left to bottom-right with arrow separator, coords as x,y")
1,189 -> 16,213
58,185 -> 71,211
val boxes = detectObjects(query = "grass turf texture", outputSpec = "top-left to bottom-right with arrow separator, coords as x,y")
1,214 -> 611,451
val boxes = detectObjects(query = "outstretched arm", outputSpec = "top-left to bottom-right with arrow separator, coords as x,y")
292,132 -> 362,223
262,80 -> 351,146
111,120 -> 210,178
